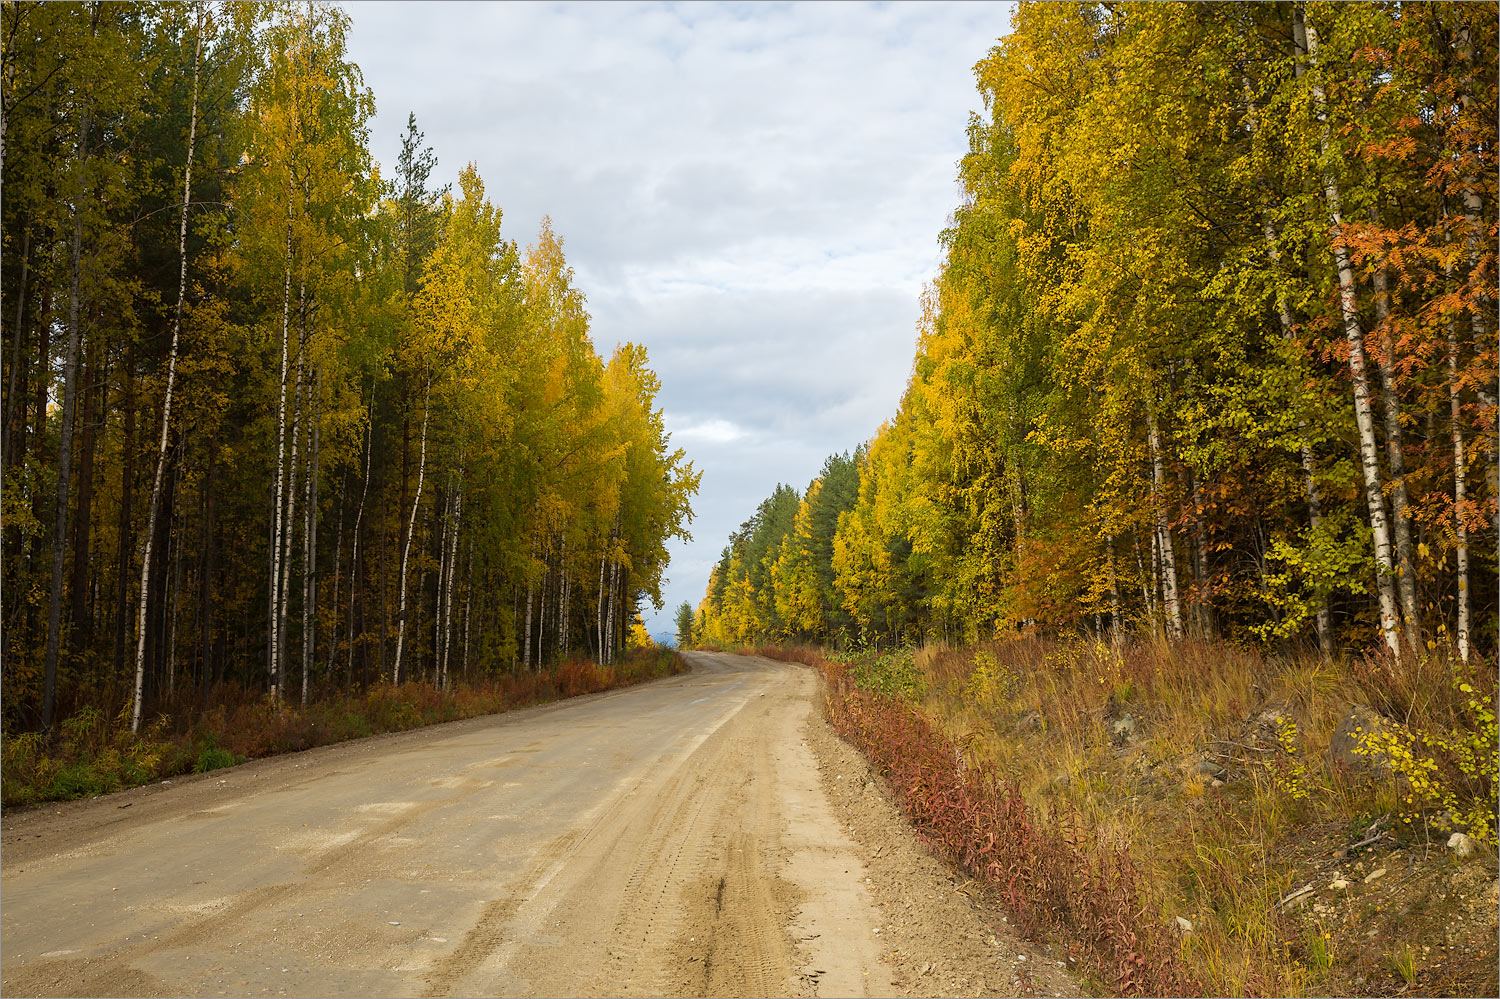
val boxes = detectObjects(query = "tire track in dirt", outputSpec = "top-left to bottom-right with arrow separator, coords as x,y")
2,653 -> 1079,998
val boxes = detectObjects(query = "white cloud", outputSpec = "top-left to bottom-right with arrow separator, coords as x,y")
667,417 -> 750,446
346,0 -> 1015,635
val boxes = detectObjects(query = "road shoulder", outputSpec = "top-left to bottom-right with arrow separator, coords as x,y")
800,668 -> 1082,998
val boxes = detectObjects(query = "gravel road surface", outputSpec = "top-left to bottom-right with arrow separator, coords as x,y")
1,652 -> 1074,998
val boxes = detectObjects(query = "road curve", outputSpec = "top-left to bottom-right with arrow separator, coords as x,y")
1,652 -> 896,998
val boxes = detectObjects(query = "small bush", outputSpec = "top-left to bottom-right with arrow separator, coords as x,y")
193,743 -> 237,773
768,644 -> 1200,996
847,646 -> 927,702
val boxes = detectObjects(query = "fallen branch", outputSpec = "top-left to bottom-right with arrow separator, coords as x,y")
1274,882 -> 1316,910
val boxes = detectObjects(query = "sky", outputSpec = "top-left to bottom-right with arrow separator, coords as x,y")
346,0 -> 1016,642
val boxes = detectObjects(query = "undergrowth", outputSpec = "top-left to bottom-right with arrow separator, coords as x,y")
754,638 -> 1497,997
2,649 -> 683,807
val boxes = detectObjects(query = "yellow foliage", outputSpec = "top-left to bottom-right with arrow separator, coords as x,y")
626,614 -> 655,651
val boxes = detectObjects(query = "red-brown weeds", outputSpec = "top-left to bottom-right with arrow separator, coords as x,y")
762,645 -> 1202,997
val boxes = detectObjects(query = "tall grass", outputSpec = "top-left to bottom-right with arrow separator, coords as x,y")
757,637 -> 1496,996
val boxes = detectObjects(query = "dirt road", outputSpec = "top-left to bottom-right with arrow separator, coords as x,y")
2,653 -> 1073,998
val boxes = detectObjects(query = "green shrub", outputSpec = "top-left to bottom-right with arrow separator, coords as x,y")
850,646 -> 927,702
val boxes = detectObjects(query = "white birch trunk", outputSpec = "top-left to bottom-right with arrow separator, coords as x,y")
605,560 -> 615,666
1147,408 -> 1183,640
559,532 -> 569,660
523,534 -> 535,671
1106,534 -> 1122,646
270,199 -> 294,700
461,534 -> 474,680
393,371 -> 430,683
1449,325 -> 1471,662
537,553 -> 547,669
1304,17 -> 1401,655
279,315 -> 304,698
596,547 -> 606,663
1454,23 -> 1487,649
1370,216 -> 1419,642
131,6 -> 201,730
434,483 -> 451,685
301,373 -> 320,706
441,483 -> 461,689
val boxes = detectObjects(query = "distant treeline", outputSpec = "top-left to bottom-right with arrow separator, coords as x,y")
2,2 -> 699,732
692,2 -> 1495,657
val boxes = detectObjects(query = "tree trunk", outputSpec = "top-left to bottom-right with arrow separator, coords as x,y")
348,388 -> 372,684
278,324 -> 304,702
537,553 -> 548,669
4,224 -> 31,468
1147,407 -> 1183,640
199,429 -> 217,697
301,371 -> 320,705
1370,208 -> 1420,643
523,542 -> 534,671
1189,468 -> 1209,636
113,352 -> 135,683
434,484 -> 450,685
596,547 -> 606,664
393,371 -> 430,684
1448,319 -> 1470,662
1303,14 -> 1401,656
605,559 -> 615,666
461,533 -> 474,680
69,344 -> 99,650
440,483 -> 461,689
166,456 -> 186,699
43,102 -> 93,731
558,533 -> 568,660
329,467 -> 344,678
1106,534 -> 1122,645
1454,20 -> 1498,541
270,192 -> 294,700
131,5 -> 202,730
377,481 -> 388,684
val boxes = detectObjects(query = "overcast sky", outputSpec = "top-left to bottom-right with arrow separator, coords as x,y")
346,0 -> 1015,641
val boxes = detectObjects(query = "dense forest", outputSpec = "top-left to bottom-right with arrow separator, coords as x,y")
693,1 -> 1496,658
2,1 -> 699,734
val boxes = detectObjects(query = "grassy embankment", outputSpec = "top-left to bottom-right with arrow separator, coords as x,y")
2,648 -> 685,808
753,639 -> 1497,997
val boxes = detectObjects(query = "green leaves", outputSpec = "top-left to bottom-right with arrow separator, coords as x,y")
697,0 -> 1496,656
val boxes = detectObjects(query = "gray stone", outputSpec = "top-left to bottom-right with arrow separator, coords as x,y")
1447,832 -> 1477,861
1328,704 -> 1400,773
1111,714 -> 1140,745
1174,916 -> 1193,933
1255,706 -> 1289,730
1196,757 -> 1227,779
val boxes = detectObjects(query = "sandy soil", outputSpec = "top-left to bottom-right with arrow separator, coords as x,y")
1,652 -> 1077,998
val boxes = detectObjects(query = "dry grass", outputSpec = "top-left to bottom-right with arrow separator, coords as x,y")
759,637 -> 1496,997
